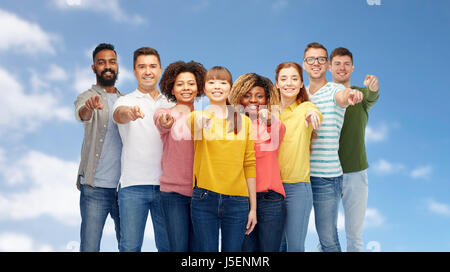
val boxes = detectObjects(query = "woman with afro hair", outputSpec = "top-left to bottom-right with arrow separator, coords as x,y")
153,60 -> 206,251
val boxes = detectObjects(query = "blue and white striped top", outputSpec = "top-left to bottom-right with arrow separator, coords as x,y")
307,82 -> 346,177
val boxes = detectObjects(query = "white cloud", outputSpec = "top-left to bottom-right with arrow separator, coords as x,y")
427,199 -> 450,217
366,123 -> 389,143
46,64 -> 68,81
410,165 -> 432,180
51,0 -> 145,25
0,232 -> 53,252
0,67 -> 72,135
0,9 -> 58,55
372,159 -> 405,175
365,208 -> 386,228
0,150 -> 80,225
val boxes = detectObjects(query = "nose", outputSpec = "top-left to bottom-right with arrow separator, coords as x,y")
249,95 -> 257,103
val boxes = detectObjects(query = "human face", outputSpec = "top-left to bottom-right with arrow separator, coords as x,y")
92,49 -> 118,87
240,86 -> 267,115
204,78 -> 231,105
329,55 -> 354,85
303,48 -> 328,80
276,67 -> 303,101
172,72 -> 198,105
134,54 -> 162,92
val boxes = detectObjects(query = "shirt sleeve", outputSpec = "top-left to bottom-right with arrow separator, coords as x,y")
332,83 -> 347,109
74,90 -> 93,123
153,108 -> 171,135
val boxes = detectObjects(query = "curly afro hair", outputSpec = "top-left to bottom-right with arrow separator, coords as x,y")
159,60 -> 207,103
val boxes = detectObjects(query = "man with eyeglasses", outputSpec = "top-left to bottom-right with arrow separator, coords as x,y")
329,47 -> 379,252
302,42 -> 363,252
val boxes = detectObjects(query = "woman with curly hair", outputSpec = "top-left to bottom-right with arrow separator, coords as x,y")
153,60 -> 206,251
228,73 -> 287,252
188,66 -> 257,252
276,62 -> 322,252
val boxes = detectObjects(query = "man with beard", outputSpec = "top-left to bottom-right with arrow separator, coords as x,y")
74,43 -> 123,251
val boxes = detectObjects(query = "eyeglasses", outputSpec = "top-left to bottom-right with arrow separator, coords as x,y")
303,57 -> 328,65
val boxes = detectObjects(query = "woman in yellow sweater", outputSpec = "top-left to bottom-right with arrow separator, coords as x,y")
276,62 -> 322,252
188,66 -> 257,252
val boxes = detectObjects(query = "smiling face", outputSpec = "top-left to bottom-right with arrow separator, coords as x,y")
276,66 -> 303,100
133,54 -> 162,93
172,72 -> 198,105
303,47 -> 328,80
329,54 -> 354,85
204,78 -> 231,104
240,86 -> 267,115
92,49 -> 118,87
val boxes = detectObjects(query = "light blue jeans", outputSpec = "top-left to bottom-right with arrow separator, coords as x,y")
280,182 -> 313,252
342,169 -> 368,252
311,175 -> 342,252
118,185 -> 170,252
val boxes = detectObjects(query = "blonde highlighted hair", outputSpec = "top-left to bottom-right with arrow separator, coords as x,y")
229,73 -> 280,113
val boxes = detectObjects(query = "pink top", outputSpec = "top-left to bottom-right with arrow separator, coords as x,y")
153,108 -> 194,197
253,116 -> 286,197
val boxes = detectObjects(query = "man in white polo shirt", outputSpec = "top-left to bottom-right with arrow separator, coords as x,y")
113,47 -> 174,252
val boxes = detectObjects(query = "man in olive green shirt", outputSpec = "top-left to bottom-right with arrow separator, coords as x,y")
329,47 -> 380,252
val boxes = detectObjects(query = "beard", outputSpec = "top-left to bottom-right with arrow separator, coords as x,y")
95,67 -> 118,87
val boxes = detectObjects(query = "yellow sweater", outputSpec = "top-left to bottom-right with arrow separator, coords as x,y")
278,101 -> 322,183
189,110 -> 256,196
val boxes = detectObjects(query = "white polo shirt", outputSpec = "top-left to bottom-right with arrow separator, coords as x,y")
113,89 -> 174,188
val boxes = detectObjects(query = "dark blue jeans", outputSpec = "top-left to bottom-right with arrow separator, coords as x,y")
160,191 -> 194,252
79,185 -> 120,252
190,187 -> 249,252
242,190 -> 286,252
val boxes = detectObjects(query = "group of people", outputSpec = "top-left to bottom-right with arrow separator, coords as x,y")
75,42 -> 379,252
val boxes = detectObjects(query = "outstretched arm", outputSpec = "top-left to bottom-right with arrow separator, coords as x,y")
113,105 -> 145,124
335,88 -> 364,108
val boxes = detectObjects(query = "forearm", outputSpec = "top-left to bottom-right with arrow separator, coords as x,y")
246,177 -> 257,212
335,88 -> 351,108
78,105 -> 94,122
113,106 -> 132,124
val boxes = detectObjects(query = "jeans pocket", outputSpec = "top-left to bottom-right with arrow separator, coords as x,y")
192,187 -> 209,201
262,191 -> 284,202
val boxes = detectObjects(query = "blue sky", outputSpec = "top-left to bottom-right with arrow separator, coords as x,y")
0,0 -> 449,252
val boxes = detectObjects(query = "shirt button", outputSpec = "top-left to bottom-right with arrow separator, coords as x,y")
96,154 -> 99,157
100,139 -> 103,142
104,125 -> 107,128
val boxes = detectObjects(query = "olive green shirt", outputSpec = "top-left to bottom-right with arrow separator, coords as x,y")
338,86 -> 379,173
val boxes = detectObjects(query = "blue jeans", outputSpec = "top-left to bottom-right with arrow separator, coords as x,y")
242,190 -> 285,252
160,191 -> 194,252
79,185 -> 120,252
191,187 -> 249,252
118,185 -> 169,252
280,182 -> 313,252
311,175 -> 343,252
342,169 -> 368,252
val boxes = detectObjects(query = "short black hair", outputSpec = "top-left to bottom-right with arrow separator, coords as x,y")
92,43 -> 116,62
